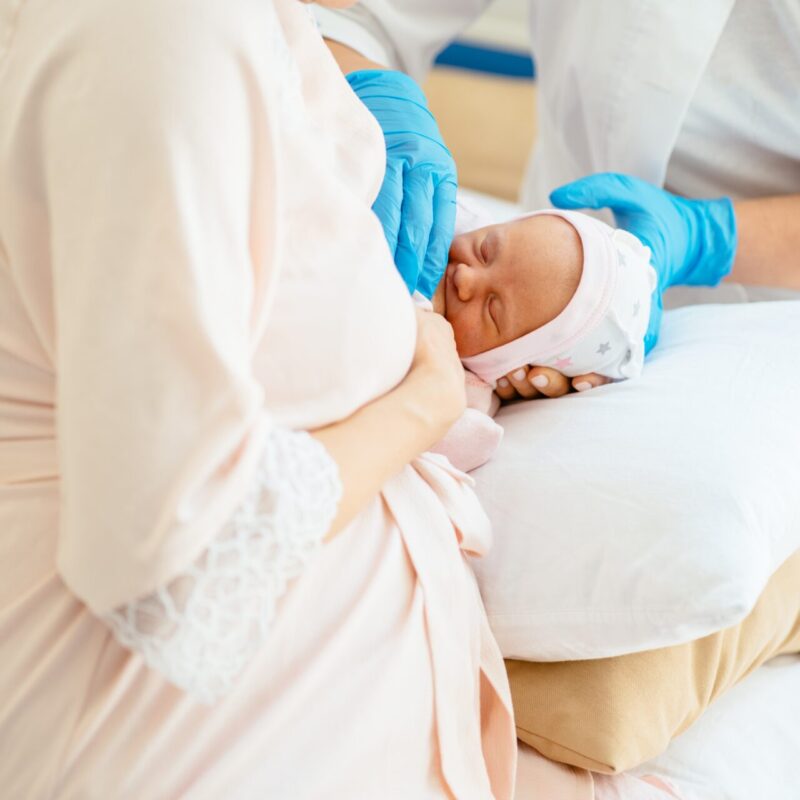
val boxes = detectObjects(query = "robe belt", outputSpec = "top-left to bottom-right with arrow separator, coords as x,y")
381,452 -> 516,800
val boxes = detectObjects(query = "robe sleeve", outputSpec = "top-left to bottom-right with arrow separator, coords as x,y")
41,1 -> 340,699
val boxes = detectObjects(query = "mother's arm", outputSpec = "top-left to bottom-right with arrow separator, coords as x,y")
317,309 -> 466,539
39,0 -> 462,704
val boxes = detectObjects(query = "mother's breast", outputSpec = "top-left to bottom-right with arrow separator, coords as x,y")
254,229 -> 416,432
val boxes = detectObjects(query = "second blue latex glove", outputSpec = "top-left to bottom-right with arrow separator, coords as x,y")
550,173 -> 738,353
347,69 -> 457,298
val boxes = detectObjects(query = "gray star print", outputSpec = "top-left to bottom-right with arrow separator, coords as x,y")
632,300 -> 641,317
596,342 -> 611,355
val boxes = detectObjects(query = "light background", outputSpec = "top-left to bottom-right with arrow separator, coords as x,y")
423,0 -> 536,201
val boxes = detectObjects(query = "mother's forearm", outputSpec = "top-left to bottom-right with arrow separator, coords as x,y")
728,194 -> 800,290
311,372 -> 452,542
324,38 -> 389,74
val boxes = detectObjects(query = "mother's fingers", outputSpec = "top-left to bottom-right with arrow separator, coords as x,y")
571,373 -> 611,392
525,367 -> 571,398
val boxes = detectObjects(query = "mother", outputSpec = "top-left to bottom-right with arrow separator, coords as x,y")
0,0 -> 520,796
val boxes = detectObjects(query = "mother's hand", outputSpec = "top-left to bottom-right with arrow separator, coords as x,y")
494,366 -> 610,401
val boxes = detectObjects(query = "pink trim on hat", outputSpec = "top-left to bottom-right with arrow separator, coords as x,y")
461,210 -> 621,384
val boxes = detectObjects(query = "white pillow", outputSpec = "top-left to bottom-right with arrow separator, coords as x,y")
471,301 -> 800,660
630,655 -> 800,800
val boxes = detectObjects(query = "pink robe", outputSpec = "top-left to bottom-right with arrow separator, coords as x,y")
1,0 -> 514,795
0,0 -> 681,797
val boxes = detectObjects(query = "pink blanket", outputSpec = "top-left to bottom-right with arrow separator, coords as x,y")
431,371 -> 504,471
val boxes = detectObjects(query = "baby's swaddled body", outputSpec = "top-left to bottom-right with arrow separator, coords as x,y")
427,199 -> 657,472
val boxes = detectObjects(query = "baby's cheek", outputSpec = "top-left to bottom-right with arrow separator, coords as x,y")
450,313 -> 488,358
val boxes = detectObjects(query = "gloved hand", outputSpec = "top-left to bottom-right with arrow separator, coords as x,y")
550,173 -> 738,353
347,69 -> 457,298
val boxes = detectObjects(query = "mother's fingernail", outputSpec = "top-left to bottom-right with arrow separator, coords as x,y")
531,375 -> 549,389
497,377 -> 509,388
574,381 -> 592,392
513,369 -> 527,381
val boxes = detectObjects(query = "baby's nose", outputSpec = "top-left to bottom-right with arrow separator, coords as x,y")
453,263 -> 484,302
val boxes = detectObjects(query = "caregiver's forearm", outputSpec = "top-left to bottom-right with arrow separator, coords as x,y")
325,38 -> 390,74
311,372 -> 451,541
728,194 -> 800,290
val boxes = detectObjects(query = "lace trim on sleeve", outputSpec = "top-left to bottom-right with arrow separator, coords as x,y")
103,427 -> 341,704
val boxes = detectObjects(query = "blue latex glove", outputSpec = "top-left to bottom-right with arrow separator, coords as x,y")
347,69 -> 457,298
550,173 -> 738,353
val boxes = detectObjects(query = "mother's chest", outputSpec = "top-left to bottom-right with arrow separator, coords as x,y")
253,238 -> 416,431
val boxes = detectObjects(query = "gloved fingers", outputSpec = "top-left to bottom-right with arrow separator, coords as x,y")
549,172 -> 648,214
416,176 -> 458,299
571,373 -> 611,392
525,366 -> 571,398
371,159 -> 406,280
551,172 -> 670,278
346,68 -> 458,296
503,366 -> 542,399
395,167 -> 435,294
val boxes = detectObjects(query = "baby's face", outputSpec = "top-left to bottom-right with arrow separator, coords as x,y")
432,215 -> 583,357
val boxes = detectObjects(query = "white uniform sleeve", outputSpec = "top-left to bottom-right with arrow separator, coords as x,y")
314,0 -> 492,80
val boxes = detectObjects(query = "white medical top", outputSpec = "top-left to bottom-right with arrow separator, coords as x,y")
316,0 -> 800,203
665,0 -> 800,199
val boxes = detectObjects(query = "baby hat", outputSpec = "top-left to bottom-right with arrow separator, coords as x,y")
460,209 -> 657,384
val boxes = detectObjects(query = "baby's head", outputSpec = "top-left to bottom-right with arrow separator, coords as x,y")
431,208 -> 657,384
431,214 -> 583,357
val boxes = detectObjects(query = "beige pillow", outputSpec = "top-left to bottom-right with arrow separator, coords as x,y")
508,548 -> 800,774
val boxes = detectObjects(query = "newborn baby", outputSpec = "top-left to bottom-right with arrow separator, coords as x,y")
424,201 -> 657,472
